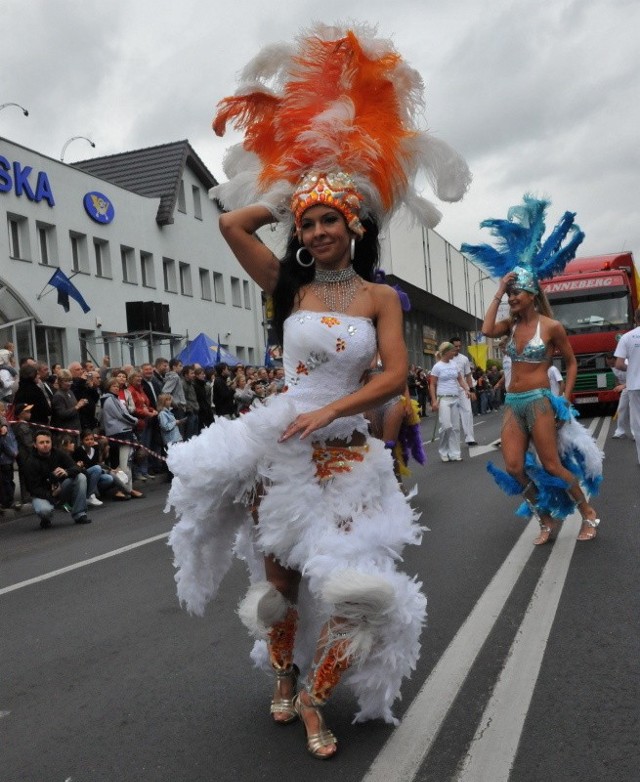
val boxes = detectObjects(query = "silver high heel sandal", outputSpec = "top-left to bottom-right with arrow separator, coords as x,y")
577,516 -> 600,541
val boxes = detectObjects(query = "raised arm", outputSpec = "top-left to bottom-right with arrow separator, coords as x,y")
218,205 -> 282,295
482,272 -> 513,338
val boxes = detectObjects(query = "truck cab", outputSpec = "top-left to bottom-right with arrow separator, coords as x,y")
540,252 -> 639,409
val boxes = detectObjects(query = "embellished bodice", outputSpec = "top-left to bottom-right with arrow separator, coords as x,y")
505,319 -> 549,364
282,310 -> 377,440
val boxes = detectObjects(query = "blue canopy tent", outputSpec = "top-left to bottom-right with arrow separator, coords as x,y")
175,332 -> 240,367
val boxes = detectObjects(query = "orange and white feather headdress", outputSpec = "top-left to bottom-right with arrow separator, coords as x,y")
210,22 -> 471,231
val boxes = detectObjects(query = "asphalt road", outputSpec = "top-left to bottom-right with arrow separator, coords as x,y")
1,411 -> 638,782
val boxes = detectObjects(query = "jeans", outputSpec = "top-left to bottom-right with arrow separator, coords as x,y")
85,464 -> 115,496
32,473 -> 88,521
184,411 -> 200,440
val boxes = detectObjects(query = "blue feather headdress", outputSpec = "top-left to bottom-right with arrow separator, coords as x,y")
460,194 -> 585,292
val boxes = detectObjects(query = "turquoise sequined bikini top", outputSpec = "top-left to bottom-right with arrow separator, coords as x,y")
505,319 -> 549,363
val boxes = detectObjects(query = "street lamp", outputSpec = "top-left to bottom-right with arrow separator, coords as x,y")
60,135 -> 96,162
0,102 -> 29,116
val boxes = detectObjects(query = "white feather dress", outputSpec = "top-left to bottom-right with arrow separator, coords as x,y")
167,310 -> 427,723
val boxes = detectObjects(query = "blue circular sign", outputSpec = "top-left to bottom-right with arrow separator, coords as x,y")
83,191 -> 115,224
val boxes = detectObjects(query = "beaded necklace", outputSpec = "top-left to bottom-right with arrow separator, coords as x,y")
310,266 -> 363,313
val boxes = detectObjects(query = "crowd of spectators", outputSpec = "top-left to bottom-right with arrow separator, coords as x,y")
0,343 -> 285,525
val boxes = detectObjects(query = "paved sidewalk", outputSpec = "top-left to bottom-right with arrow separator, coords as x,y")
0,472 -> 170,525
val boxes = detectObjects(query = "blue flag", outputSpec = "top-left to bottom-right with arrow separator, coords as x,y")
264,344 -> 273,368
47,268 -> 91,313
216,333 -> 222,365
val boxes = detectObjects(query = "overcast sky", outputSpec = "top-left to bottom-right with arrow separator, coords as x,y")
2,0 -> 638,262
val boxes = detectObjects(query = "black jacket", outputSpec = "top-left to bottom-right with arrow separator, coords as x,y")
13,379 -> 50,426
213,376 -> 236,417
22,447 -> 81,502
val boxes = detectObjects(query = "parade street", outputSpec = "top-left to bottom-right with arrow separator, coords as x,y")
1,412 -> 638,782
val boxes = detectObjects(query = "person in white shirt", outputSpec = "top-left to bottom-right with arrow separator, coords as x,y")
614,307 -> 640,463
608,354 -> 632,439
429,342 -> 470,461
547,364 -> 565,396
450,337 -> 477,446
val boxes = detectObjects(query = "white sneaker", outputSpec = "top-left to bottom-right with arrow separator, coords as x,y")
87,494 -> 103,507
612,432 -> 625,439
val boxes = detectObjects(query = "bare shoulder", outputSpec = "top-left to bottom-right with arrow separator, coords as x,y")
367,281 -> 401,313
544,315 -> 571,350
542,315 -> 565,336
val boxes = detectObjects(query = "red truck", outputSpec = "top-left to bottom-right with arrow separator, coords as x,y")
540,252 -> 639,409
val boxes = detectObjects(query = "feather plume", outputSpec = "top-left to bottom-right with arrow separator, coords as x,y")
487,461 -> 523,495
238,581 -> 288,638
461,194 -> 585,284
210,22 -> 471,228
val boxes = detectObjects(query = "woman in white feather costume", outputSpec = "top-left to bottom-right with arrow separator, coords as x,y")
167,23 -> 472,759
168,194 -> 427,758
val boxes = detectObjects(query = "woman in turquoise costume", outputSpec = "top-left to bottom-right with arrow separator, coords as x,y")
462,195 -> 602,545
166,23 -> 470,759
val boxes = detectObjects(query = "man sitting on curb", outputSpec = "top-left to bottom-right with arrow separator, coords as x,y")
22,430 -> 92,528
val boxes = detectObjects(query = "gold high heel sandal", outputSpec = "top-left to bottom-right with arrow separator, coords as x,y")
293,692 -> 337,759
270,665 -> 299,724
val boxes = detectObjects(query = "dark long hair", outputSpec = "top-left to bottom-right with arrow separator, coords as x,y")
271,217 -> 381,342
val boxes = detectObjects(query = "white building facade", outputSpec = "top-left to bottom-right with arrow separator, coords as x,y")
1,134 -> 496,373
382,214 -> 498,368
0,136 -> 265,369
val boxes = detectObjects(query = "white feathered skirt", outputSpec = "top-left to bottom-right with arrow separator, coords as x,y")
166,395 -> 427,724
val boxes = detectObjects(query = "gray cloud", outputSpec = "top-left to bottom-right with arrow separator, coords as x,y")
2,0 -> 638,259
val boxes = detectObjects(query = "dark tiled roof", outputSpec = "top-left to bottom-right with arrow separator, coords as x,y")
72,140 -> 218,225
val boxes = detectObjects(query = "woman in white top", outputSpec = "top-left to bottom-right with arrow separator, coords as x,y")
429,342 -> 470,461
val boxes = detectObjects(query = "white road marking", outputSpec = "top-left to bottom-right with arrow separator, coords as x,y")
363,517 -> 539,782
0,533 -> 169,597
468,440 -> 501,457
365,416 -> 610,782
456,513 -> 580,781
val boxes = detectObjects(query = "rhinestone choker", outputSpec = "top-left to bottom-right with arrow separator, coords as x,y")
313,266 -> 358,284
311,265 -> 362,312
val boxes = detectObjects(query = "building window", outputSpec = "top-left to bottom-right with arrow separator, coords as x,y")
179,262 -> 193,296
37,222 -> 56,265
242,280 -> 251,309
163,257 -> 177,293
120,245 -> 137,283
213,272 -> 225,303
199,268 -> 211,300
70,232 -> 89,273
140,251 -> 155,288
231,276 -> 241,307
192,185 -> 202,220
248,347 -> 255,364
7,213 -> 30,260
236,346 -> 246,362
35,325 -> 65,368
94,239 -> 112,278
177,179 -> 186,213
